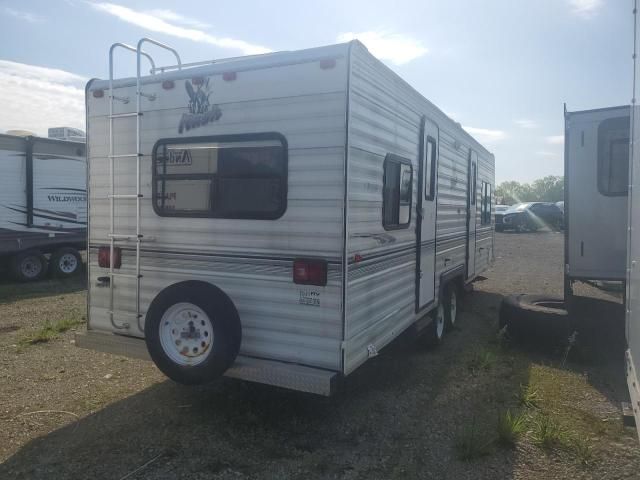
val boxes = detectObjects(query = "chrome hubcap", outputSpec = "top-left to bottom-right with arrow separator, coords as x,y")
59,253 -> 78,273
436,304 -> 445,339
21,257 -> 41,278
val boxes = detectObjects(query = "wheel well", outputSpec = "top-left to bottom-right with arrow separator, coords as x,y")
438,266 -> 465,301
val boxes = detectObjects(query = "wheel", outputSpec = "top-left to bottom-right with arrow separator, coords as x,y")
50,247 -> 82,278
144,281 -> 242,385
444,283 -> 459,331
10,250 -> 48,282
515,219 -> 527,233
424,303 -> 446,347
499,294 -> 569,343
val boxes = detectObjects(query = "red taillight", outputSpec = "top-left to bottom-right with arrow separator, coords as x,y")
93,89 -> 104,98
98,246 -> 121,269
293,259 -> 327,286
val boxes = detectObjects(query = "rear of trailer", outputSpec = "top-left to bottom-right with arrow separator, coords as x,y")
0,134 -> 86,281
564,105 -> 630,297
78,39 -> 494,394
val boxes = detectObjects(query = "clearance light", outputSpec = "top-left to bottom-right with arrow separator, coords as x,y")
320,59 -> 336,70
98,246 -> 122,269
293,259 -> 327,286
162,80 -> 175,90
223,72 -> 237,81
93,89 -> 104,98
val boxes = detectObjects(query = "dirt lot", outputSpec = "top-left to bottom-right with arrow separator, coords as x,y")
1,231 -> 639,479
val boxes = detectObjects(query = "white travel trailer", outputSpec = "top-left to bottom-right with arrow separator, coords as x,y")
0,134 -> 86,281
564,105 -> 630,298
77,39 -> 495,395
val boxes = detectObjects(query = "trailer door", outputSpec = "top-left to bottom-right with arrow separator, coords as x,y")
467,150 -> 478,279
416,117 -> 438,310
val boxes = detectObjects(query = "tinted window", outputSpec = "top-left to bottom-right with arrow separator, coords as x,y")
153,133 -> 287,219
425,137 -> 437,201
598,116 -> 630,196
383,154 -> 413,229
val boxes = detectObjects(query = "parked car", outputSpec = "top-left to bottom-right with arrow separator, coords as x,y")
499,202 -> 563,232
494,204 -> 511,231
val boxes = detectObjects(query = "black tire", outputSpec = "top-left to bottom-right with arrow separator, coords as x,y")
50,247 -> 82,278
10,250 -> 48,282
144,281 -> 242,385
444,282 -> 459,331
499,294 -> 569,342
423,303 -> 446,347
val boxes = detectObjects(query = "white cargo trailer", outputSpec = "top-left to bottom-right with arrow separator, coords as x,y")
564,105 -> 630,299
77,39 -> 495,395
0,134 -> 86,281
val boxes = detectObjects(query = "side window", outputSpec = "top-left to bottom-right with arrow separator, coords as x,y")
481,182 -> 492,225
152,133 -> 288,219
383,154 -> 413,229
598,116 -> 630,196
425,137 -> 437,201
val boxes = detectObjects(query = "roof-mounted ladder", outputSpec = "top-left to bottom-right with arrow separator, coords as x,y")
107,38 -> 181,333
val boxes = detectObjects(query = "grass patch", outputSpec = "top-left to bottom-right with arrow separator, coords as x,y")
516,383 -> 539,409
467,349 -> 498,374
18,317 -> 84,348
531,414 -> 568,450
455,419 -> 493,460
569,436 -> 594,466
496,410 -> 526,448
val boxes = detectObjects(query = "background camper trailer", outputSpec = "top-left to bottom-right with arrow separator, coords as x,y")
0,134 -> 86,281
77,39 -> 495,395
564,105 -> 630,297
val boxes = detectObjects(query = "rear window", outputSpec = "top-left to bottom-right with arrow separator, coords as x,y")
598,116 -> 630,196
152,133 -> 288,219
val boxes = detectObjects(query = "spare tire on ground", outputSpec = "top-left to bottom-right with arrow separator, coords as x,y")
499,294 -> 570,343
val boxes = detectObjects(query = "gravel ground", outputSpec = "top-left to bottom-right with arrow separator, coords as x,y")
0,231 -> 639,479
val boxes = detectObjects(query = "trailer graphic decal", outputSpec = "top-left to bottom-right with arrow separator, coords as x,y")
178,77 -> 222,134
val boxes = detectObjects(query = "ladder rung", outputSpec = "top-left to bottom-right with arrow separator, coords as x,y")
110,112 -> 141,119
109,233 -> 143,239
108,272 -> 143,279
107,310 -> 142,319
109,153 -> 142,158
108,194 -> 143,199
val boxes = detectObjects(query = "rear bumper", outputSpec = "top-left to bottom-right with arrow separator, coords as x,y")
76,330 -> 339,396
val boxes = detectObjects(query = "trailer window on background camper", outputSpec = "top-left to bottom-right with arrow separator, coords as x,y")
382,154 -> 413,229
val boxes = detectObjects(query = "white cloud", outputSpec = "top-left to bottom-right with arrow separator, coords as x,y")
546,135 -> 564,145
337,31 -> 427,65
568,0 -> 602,18
2,7 -> 44,23
0,60 -> 86,135
144,9 -> 209,29
91,3 -> 271,55
463,126 -> 507,144
515,118 -> 538,129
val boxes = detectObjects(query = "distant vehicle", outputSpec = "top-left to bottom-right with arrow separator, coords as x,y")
499,202 -> 563,232
0,134 -> 86,281
555,201 -> 564,214
494,204 -> 510,231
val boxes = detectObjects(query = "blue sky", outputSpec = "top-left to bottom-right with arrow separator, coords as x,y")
0,0 -> 632,183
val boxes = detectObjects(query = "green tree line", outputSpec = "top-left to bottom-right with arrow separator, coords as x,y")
495,176 -> 563,205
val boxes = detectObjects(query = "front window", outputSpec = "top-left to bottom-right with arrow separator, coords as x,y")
383,154 -> 413,229
152,133 -> 288,219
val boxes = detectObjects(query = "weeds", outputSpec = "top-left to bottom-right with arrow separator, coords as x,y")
455,419 -> 493,460
496,410 -> 526,447
570,436 -> 594,466
468,349 -> 497,373
531,414 -> 567,450
18,317 -> 84,348
517,384 -> 539,409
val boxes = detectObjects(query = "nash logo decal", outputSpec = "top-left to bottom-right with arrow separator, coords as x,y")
178,77 -> 222,134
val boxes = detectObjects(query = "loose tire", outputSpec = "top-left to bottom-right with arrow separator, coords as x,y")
499,294 -> 569,342
50,247 -> 82,278
10,250 -> 48,282
144,281 -> 242,385
424,303 -> 446,347
444,283 -> 459,331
